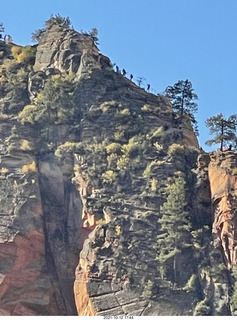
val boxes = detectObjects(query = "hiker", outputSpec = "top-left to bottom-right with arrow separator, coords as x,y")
116,65 -> 120,73
147,84 -> 150,92
130,74 -> 133,81
122,68 -> 126,76
6,35 -> 12,43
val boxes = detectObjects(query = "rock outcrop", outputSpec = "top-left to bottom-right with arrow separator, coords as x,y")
0,21 -> 237,316
34,24 -> 110,76
208,150 -> 237,268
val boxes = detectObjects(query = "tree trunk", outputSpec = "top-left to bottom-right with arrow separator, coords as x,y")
221,119 -> 224,151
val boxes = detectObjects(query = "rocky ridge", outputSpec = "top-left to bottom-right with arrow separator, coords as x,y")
0,22 -> 236,315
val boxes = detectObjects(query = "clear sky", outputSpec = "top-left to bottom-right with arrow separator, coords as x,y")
1,0 -> 237,151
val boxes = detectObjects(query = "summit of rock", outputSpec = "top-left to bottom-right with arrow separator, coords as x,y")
34,24 -> 110,76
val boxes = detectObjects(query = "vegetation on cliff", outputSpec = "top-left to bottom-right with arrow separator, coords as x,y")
0,15 -> 237,316
165,79 -> 198,135
205,113 -> 237,150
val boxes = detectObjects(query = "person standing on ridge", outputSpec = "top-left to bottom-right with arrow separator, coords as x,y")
130,74 -> 133,81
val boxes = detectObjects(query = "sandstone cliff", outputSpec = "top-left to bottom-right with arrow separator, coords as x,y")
0,21 -> 236,316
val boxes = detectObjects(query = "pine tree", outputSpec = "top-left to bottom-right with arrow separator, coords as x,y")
205,113 -> 237,151
82,28 -> 99,45
157,175 -> 192,283
32,14 -> 71,43
165,79 -> 198,134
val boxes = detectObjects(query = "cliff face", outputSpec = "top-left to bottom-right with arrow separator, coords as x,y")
0,23 -> 236,316
208,151 -> 237,269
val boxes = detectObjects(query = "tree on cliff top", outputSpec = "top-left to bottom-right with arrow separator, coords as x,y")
205,113 -> 237,151
165,79 -> 198,135
81,28 -> 99,46
31,14 -> 71,43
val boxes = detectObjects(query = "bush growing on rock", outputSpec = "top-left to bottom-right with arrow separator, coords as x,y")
168,143 -> 185,156
21,161 -> 37,173
11,45 -> 21,59
55,142 -> 84,159
142,279 -> 154,299
118,108 -> 130,117
3,66 -> 30,114
151,178 -> 158,192
102,170 -> 117,184
18,74 -> 78,125
141,104 -> 152,112
106,142 -> 122,154
11,45 -> 36,64
18,105 -> 39,124
20,139 -> 33,151
116,155 -> 129,171
150,126 -> 164,138
193,298 -> 211,316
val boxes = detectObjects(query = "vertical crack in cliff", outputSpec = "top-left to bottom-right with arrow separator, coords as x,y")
38,159 -> 81,315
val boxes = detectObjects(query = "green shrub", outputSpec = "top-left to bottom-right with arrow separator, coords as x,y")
117,155 -> 129,171
183,274 -> 197,292
114,130 -> 124,141
11,45 -> 22,60
22,161 -> 37,173
151,178 -> 158,192
19,74 -> 78,124
168,143 -> 185,156
142,280 -> 154,299
151,126 -> 164,138
100,100 -> 119,113
55,142 -> 83,159
143,163 -> 152,179
106,142 -> 122,154
107,153 -> 118,168
118,108 -> 130,116
141,104 -> 152,112
102,170 -> 117,184
122,137 -> 139,157
18,105 -> 39,124
11,45 -> 36,63
96,218 -> 107,225
20,139 -> 33,151
193,299 -> 211,316
143,161 -> 157,179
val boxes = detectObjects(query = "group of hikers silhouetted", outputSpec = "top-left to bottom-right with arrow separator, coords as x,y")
0,34 -> 12,43
115,64 -> 151,92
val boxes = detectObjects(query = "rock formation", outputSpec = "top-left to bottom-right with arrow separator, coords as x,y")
0,21 -> 236,316
209,150 -> 237,268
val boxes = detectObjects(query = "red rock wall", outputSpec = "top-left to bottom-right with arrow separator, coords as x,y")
208,151 -> 237,268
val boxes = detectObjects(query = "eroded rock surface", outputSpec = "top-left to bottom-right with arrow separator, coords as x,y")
34,24 -> 110,76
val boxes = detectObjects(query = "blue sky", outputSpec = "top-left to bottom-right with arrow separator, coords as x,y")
1,0 -> 237,151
